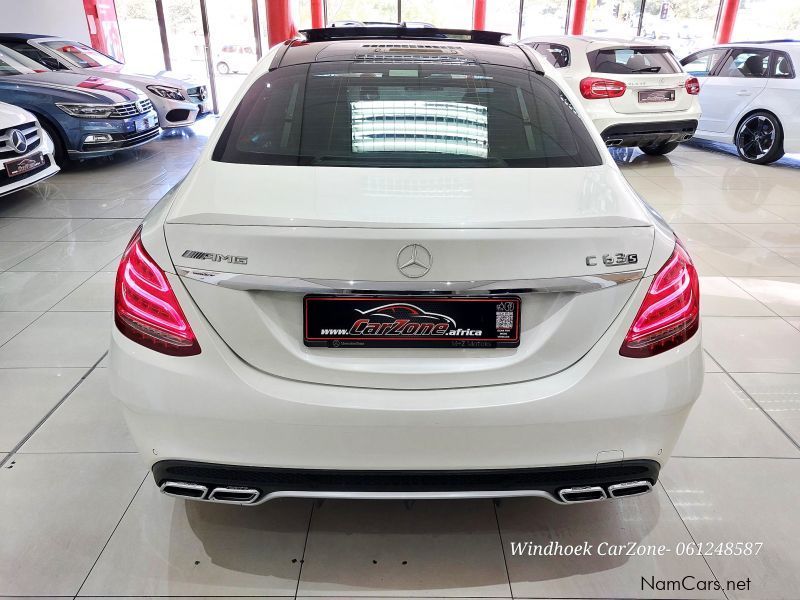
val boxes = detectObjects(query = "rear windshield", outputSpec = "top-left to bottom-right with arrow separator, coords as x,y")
213,60 -> 602,168
589,48 -> 681,74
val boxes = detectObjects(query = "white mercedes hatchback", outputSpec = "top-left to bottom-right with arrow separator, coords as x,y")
110,28 -> 703,506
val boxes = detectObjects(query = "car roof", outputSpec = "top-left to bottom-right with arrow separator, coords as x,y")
0,33 -> 54,42
521,34 -> 663,48
279,28 -> 532,70
717,40 -> 800,51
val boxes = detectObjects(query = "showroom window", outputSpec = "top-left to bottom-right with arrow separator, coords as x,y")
639,0 -> 721,59
732,0 -> 800,43
400,0 -> 473,29
585,0 -> 644,39
326,0 -> 399,24
520,0 -> 571,38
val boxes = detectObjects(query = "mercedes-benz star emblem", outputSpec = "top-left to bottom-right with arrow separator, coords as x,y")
9,129 -> 28,154
396,244 -> 432,278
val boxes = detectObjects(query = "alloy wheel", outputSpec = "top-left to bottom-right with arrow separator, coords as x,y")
737,115 -> 775,161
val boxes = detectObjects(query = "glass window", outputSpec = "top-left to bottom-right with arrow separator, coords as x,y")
732,0 -> 800,43
639,0 -> 721,59
536,43 -> 570,68
215,61 -> 602,168
400,0 -> 472,28
772,52 -> 795,79
586,0 -> 643,39
589,48 -> 682,74
0,55 -> 32,77
681,48 -> 728,76
116,0 -> 165,73
326,0 -> 398,25
485,0 -> 521,38
40,40 -> 120,68
520,0 -> 569,37
0,41 -> 69,70
719,49 -> 771,78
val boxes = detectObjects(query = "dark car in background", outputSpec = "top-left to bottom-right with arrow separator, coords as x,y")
0,46 -> 159,165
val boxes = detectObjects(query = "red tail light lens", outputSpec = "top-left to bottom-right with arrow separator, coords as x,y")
580,77 -> 627,99
114,226 -> 201,356
620,241 -> 699,358
685,77 -> 701,95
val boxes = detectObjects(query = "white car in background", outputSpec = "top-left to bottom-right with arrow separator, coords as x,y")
0,34 -> 210,128
681,41 -> 800,164
0,101 -> 58,197
521,35 -> 702,155
110,29 -> 702,507
215,44 -> 257,75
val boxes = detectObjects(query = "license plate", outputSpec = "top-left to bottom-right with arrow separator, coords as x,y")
5,152 -> 45,177
135,116 -> 154,132
304,295 -> 521,348
638,89 -> 675,103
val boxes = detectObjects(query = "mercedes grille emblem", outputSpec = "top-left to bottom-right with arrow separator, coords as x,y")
9,129 -> 28,154
396,244 -> 432,278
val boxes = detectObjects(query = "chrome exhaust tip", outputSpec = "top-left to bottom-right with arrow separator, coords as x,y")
208,486 -> 260,504
558,485 -> 607,503
161,481 -> 208,500
608,480 -> 653,499
605,139 -> 623,147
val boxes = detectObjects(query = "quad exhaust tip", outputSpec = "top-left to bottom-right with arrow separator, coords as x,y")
608,480 -> 653,498
605,139 -> 623,147
558,485 -> 607,503
160,481 -> 260,505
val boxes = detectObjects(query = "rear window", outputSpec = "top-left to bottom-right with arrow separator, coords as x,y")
213,60 -> 602,168
589,48 -> 681,74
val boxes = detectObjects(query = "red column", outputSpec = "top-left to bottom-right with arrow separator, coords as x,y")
266,0 -> 298,48
716,0 -> 740,44
569,0 -> 588,35
311,0 -> 325,28
83,0 -> 124,61
473,0 -> 486,30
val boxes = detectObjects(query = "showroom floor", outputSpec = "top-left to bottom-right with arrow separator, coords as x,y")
1,120 -> 799,599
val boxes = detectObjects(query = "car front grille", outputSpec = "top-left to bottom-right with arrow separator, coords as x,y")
110,98 -> 154,118
0,121 -> 41,160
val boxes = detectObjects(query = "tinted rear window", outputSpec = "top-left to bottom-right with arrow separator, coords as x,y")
214,60 -> 602,168
589,48 -> 681,74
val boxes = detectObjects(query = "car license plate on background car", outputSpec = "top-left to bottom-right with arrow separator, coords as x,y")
5,152 -> 45,177
638,89 -> 675,103
304,295 -> 521,348
135,116 -> 154,132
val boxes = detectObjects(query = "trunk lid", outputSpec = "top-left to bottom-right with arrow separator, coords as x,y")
166,164 -> 653,390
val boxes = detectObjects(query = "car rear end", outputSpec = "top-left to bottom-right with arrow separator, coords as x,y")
109,31 -> 702,505
578,43 -> 701,148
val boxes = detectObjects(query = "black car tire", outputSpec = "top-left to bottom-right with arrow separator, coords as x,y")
638,141 -> 680,156
735,111 -> 784,165
216,61 -> 230,75
38,118 -> 68,168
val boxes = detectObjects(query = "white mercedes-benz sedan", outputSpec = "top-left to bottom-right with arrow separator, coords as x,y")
109,27 -> 703,506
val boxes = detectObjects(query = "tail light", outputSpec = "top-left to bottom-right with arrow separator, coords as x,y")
685,77 -> 701,95
580,77 -> 627,99
114,226 -> 201,356
620,241 -> 699,358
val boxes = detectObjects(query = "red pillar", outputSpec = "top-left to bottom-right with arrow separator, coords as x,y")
311,0 -> 325,28
716,0 -> 740,44
569,0 -> 588,35
266,0 -> 298,48
473,0 -> 486,30
83,0 -> 124,61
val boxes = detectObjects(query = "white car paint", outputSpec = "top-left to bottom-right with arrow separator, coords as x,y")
23,38 -> 209,128
682,41 -> 800,156
0,101 -> 58,197
521,35 -> 702,148
109,36 -> 702,505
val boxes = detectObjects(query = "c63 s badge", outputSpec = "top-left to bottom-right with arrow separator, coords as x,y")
182,250 -> 248,265
586,253 -> 638,267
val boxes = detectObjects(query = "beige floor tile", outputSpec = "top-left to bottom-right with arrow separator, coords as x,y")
701,205 -> 788,224
704,352 -> 723,372
0,453 -> 146,595
673,373 -> 799,458
773,247 -> 800,266
0,241 -> 51,271
729,223 -> 800,248
673,224 -> 759,248
787,317 -> 800,332
702,317 -> 800,373
0,218 -> 90,241
10,240 -> 128,272
60,218 -> 141,243
21,369 -> 135,453
731,373 -> 800,447
0,312 -> 110,368
699,277 -> 774,316
298,499 -> 510,597
79,484 -> 310,597
0,271 -> 92,311
688,247 -> 800,277
763,205 -> 800,222
731,277 -> 800,316
0,368 -> 85,452
661,458 -> 800,599
497,488 -> 723,599
51,272 -> 116,312
0,311 -> 41,346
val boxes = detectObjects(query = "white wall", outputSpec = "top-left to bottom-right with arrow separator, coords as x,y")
1,0 -> 90,44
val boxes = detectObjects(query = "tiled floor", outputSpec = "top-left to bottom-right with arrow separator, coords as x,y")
1,125 -> 799,599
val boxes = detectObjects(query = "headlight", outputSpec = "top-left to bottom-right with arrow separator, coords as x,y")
55,103 -> 115,118
146,85 -> 186,101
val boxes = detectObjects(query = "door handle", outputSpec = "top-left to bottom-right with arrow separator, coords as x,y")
736,90 -> 752,96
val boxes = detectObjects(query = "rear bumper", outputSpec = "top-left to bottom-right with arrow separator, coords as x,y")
600,120 -> 699,147
153,459 -> 661,505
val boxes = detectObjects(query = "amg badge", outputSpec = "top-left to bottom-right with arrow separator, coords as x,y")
182,250 -> 248,265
